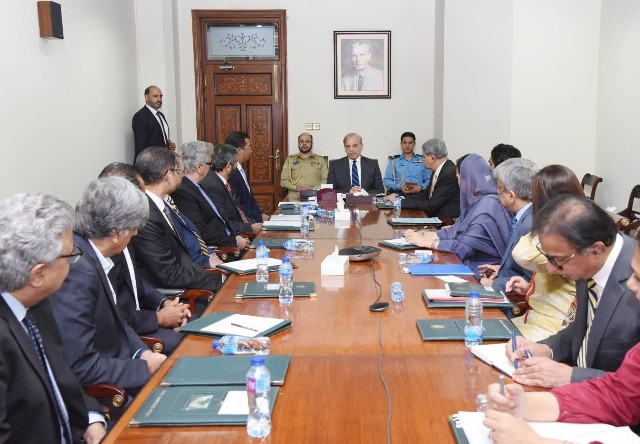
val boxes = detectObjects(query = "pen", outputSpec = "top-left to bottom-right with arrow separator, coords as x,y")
525,349 -> 533,358
499,375 -> 505,396
231,323 -> 259,332
512,330 -> 519,370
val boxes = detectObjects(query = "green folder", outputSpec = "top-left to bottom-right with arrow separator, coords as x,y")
446,282 -> 504,298
129,385 -> 278,426
262,222 -> 315,231
278,208 -> 301,215
162,355 -> 291,386
378,240 -> 418,250
421,291 -> 513,309
448,415 -> 469,444
217,263 -> 281,275
236,282 -> 316,299
416,319 -> 518,341
250,238 -> 291,249
179,312 -> 291,338
387,217 -> 443,227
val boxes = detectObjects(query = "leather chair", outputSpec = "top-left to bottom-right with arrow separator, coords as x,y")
617,185 -> 640,236
581,173 -> 603,200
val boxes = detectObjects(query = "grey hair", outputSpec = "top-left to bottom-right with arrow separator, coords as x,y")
0,193 -> 75,292
211,144 -> 238,172
422,138 -> 448,158
493,158 -> 539,201
179,140 -> 214,173
75,177 -> 149,239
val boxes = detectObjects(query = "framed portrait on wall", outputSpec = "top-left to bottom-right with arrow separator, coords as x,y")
334,31 -> 391,99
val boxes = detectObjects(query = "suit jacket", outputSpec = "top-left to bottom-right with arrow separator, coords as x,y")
132,106 -> 167,160
492,205 -> 534,293
541,235 -> 640,382
131,195 -> 222,293
48,234 -> 151,391
228,167 -> 265,222
326,156 -> 384,195
341,66 -> 384,91
166,204 -> 210,267
110,249 -> 184,354
200,171 -> 254,233
402,159 -> 461,218
171,178 -> 238,246
0,297 -> 100,443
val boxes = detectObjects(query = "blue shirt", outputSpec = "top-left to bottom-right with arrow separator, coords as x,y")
383,153 -> 432,192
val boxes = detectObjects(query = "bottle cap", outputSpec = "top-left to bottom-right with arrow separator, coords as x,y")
258,240 -> 266,246
251,356 -> 265,366
469,291 -> 480,298
211,339 -> 220,350
282,257 -> 290,263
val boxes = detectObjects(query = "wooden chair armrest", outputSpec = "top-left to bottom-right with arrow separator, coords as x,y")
139,335 -> 164,354
84,383 -> 128,420
181,289 -> 215,314
212,246 -> 242,261
202,265 -> 225,274
510,301 -> 531,318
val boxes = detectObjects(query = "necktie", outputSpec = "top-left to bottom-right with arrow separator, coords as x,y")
429,173 -> 438,198
23,312 -> 73,443
509,216 -> 518,238
165,196 -> 210,257
194,183 -> 232,236
225,182 -> 249,223
358,75 -> 364,91
162,203 -> 185,246
351,160 -> 360,187
156,111 -> 169,146
577,279 -> 600,367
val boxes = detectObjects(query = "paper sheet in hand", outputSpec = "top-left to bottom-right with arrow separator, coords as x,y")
201,314 -> 285,337
469,343 -> 515,376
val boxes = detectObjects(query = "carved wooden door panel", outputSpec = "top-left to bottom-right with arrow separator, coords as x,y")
193,10 -> 287,214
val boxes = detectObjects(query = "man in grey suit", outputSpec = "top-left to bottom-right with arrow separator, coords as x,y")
507,195 -> 640,387
479,158 -> 539,292
326,133 -> 384,195
341,41 -> 384,91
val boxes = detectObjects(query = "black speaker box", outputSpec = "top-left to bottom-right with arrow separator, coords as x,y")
37,1 -> 64,39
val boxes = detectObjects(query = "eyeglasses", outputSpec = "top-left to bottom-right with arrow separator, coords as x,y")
171,168 -> 185,176
535,243 -> 579,271
203,161 -> 214,168
59,245 -> 83,264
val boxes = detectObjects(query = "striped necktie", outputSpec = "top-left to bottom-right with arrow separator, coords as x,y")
351,160 -> 359,187
165,196 -> 210,258
225,181 -> 249,223
23,312 -> 73,443
577,279 -> 600,367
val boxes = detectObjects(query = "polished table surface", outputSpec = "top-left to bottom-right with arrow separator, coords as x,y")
104,206 -> 509,443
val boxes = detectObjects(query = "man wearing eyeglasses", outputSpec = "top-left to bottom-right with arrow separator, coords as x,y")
506,195 -> 640,388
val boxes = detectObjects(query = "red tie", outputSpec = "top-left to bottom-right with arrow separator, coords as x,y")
226,182 -> 249,223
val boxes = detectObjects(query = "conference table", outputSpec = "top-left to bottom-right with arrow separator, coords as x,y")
104,205 -> 512,443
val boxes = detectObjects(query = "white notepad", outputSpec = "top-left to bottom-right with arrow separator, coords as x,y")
200,313 -> 285,337
469,343 -> 516,376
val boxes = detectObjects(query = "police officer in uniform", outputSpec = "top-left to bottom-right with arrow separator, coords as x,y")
281,133 -> 329,199
383,132 -> 432,200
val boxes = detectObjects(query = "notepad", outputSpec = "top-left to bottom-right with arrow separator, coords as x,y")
180,312 -> 291,338
217,258 -> 282,275
422,289 -> 512,309
469,342 -> 516,376
269,214 -> 303,221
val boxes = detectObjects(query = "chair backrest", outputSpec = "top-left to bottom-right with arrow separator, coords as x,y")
321,155 -> 329,168
625,185 -> 640,221
581,173 -> 603,200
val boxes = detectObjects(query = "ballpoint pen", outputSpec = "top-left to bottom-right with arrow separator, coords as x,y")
512,329 -> 519,370
231,322 -> 259,332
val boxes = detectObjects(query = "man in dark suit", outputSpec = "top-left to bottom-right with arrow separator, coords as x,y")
132,85 -> 176,160
479,158 -> 538,292
387,138 -> 461,218
0,193 -> 106,443
326,132 -> 384,195
172,141 -> 249,250
200,143 -> 262,235
508,195 -> 640,387
226,131 -> 270,222
133,147 -> 224,293
49,178 -> 166,395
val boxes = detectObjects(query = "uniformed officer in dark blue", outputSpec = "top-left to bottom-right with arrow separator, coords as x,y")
383,132 -> 432,199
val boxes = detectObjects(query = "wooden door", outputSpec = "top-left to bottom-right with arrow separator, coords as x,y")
193,10 -> 287,213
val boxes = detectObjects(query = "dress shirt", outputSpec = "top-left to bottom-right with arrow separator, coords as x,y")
122,247 -> 140,310
431,161 -> 445,186
146,190 -> 175,231
145,105 -> 169,143
87,240 -> 117,304
350,156 -> 362,188
591,233 -> 624,308
514,202 -> 532,222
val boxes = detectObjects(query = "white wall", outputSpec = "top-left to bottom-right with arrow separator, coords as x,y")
595,0 -> 640,209
510,0 -> 601,181
0,0 -> 139,203
168,0 -> 436,165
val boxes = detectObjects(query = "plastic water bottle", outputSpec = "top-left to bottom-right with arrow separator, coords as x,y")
390,282 -> 405,302
393,196 -> 402,217
464,291 -> 484,347
300,204 -> 310,235
255,241 -> 269,283
476,394 -> 488,412
283,239 -> 309,251
278,257 -> 293,305
400,252 -> 433,264
212,335 -> 271,355
246,356 -> 271,438
316,209 -> 335,219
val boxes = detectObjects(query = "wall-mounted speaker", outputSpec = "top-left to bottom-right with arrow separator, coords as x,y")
37,1 -> 64,39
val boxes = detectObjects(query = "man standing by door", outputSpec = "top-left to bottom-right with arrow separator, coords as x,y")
132,85 -> 176,160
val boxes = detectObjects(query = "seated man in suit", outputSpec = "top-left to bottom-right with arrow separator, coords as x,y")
226,131 -> 270,222
488,143 -> 521,171
383,131 -> 432,201
198,142 -> 262,234
386,138 -> 460,218
507,195 -> 640,387
133,147 -> 223,294
49,177 -> 166,397
326,132 -> 384,195
171,141 -> 249,250
478,158 -> 539,292
0,193 -> 106,443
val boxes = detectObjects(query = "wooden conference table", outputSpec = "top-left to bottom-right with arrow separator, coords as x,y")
105,205 -> 511,443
